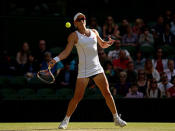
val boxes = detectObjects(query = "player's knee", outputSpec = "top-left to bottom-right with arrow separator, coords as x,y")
102,90 -> 112,98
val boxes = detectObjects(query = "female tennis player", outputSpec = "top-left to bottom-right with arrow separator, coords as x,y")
49,12 -> 127,129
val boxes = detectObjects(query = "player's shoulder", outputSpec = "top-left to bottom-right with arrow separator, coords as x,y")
91,29 -> 97,33
91,29 -> 99,35
68,32 -> 78,39
67,31 -> 78,43
69,31 -> 77,37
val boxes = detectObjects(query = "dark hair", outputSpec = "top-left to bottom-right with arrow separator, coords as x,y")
150,78 -> 157,84
20,42 -> 30,56
44,51 -> 52,57
104,61 -> 113,70
131,83 -> 138,88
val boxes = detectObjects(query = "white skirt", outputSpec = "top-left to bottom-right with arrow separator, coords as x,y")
77,65 -> 104,78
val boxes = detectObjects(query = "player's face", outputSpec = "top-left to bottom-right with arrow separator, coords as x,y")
74,15 -> 86,28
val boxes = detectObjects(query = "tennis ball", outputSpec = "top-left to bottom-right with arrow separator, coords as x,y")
65,22 -> 71,28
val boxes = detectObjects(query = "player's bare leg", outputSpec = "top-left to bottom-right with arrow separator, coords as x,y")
66,78 -> 89,116
93,73 -> 127,127
58,78 -> 89,129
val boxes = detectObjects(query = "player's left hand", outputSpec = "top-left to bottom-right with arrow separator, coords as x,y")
106,35 -> 115,46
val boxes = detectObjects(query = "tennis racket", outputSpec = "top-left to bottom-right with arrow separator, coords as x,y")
37,66 -> 55,84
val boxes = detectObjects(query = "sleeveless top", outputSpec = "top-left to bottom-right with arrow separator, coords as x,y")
75,29 -> 104,78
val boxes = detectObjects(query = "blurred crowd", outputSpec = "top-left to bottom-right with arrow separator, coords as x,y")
1,10 -> 175,99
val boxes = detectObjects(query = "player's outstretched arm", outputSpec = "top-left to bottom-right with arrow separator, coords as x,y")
92,29 -> 115,48
49,32 -> 77,68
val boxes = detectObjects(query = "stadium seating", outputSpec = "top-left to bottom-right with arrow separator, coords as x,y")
27,77 -> 44,88
37,88 -> 56,100
84,87 -> 103,100
0,76 -> 10,88
160,45 -> 175,57
17,88 -> 36,100
0,88 -> 18,100
121,46 -> 136,57
56,88 -> 73,100
9,76 -> 27,89
140,46 -> 155,58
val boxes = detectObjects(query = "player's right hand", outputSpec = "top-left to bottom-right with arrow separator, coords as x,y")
48,59 -> 56,69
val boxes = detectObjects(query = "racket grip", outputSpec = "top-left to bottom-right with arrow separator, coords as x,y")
48,66 -> 51,70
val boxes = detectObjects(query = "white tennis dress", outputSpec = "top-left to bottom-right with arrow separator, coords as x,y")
75,29 -> 104,78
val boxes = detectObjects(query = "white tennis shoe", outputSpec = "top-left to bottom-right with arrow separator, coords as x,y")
58,119 -> 69,129
114,116 -> 127,127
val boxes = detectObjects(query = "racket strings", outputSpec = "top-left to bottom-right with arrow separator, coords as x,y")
37,69 -> 55,84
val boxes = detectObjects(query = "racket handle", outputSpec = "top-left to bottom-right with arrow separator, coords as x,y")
48,65 -> 51,70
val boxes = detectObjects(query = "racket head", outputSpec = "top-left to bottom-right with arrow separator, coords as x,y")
37,68 -> 55,84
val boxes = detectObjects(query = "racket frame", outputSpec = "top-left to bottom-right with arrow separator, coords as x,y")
37,66 -> 55,84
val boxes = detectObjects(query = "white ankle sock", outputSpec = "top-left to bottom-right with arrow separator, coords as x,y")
113,113 -> 119,118
64,116 -> 70,121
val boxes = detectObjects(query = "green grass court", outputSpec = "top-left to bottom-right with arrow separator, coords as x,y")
0,122 -> 175,131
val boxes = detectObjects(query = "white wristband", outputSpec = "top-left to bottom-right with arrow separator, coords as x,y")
53,56 -> 60,62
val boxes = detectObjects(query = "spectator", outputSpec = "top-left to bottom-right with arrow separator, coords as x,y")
113,71 -> 131,98
16,42 -> 30,74
35,40 -> 48,66
119,19 -> 129,36
165,60 -> 175,82
152,48 -> 168,73
56,61 -> 76,89
134,50 -> 146,70
98,49 -> 110,68
152,16 -> 164,36
132,18 -> 145,35
137,69 -> 148,97
125,84 -> 143,98
158,72 -> 173,98
87,17 -> 103,37
24,53 -> 39,80
147,78 -> 161,98
41,51 -> 63,76
159,23 -> 175,46
164,10 -> 172,24
0,50 -> 17,75
107,40 -> 132,61
144,59 -> 160,82
167,76 -> 175,98
139,27 -> 154,47
104,61 -> 115,84
126,61 -> 137,83
170,14 -> 175,36
16,42 -> 30,65
122,24 -> 138,47
112,50 -> 130,71
103,16 -> 120,39
69,59 -> 77,71
152,16 -> 164,47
